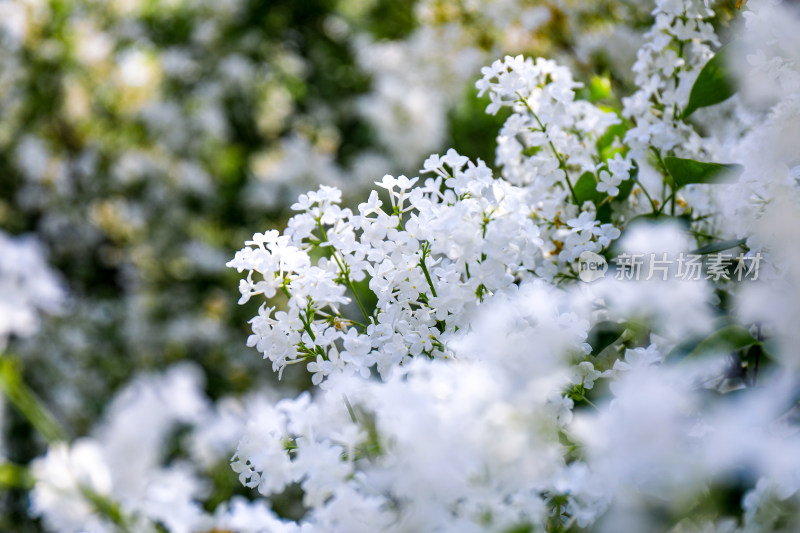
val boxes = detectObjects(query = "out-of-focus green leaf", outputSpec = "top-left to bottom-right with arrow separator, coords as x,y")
673,325 -> 760,361
588,321 -> 627,356
664,157 -> 742,189
690,325 -> 759,357
589,75 -> 613,102
612,161 -> 638,204
503,524 -> 534,533
0,461 -> 32,490
682,45 -> 737,118
691,238 -> 747,255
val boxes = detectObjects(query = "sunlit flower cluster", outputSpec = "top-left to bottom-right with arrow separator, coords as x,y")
5,1 -> 800,532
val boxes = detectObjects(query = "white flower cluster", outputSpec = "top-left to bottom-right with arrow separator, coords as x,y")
224,268 -> 800,532
229,148 -> 621,383
623,0 -> 718,159
229,281 -> 594,532
0,231 -> 64,350
229,52 -> 651,383
29,364 -> 293,533
22,1 -> 800,532
0,0 -> 661,437
478,55 -> 628,274
30,365 -> 208,532
220,2 -> 800,531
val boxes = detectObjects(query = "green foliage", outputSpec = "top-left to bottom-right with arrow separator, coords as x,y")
691,238 -> 747,255
687,324 -> 760,358
682,45 -> 737,118
448,87 -> 511,169
614,169 -> 636,204
0,462 -> 32,491
503,523 -> 534,533
577,162 -> 636,225
363,0 -> 419,39
574,171 -> 603,205
589,75 -> 613,102
668,322 -> 760,362
664,156 -> 742,189
587,321 -> 627,356
0,356 -> 65,444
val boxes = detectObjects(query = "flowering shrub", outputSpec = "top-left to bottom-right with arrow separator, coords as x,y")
219,1 -> 800,531
3,0 -> 800,532
0,0 -> 659,439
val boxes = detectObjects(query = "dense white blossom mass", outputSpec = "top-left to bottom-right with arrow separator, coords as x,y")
11,0 -> 800,532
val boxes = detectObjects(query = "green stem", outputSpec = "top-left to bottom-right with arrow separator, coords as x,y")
322,313 -> 367,330
650,147 -> 676,215
342,395 -> 358,424
516,91 -> 580,206
80,485 -> 132,532
0,355 -> 66,443
596,195 -> 613,209
419,246 -> 438,298
345,277 -> 370,325
657,190 -> 675,215
281,282 -> 292,300
671,188 -> 676,215
318,223 -> 371,323
579,395 -> 599,411
635,176 -> 659,213
299,308 -> 317,342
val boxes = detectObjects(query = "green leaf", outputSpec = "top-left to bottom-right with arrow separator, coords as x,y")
503,524 -> 534,533
691,238 -> 747,255
574,171 -> 602,204
682,45 -> 737,119
588,321 -> 627,356
625,212 -> 692,228
612,161 -> 637,204
664,157 -> 743,189
0,461 -> 32,490
679,325 -> 760,360
596,202 -> 613,225
690,325 -> 759,358
596,120 -> 628,157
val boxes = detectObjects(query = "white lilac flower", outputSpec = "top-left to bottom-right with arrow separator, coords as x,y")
29,440 -> 115,533
221,3 -> 800,532
22,2 -> 799,531
622,0 -> 719,163
226,281 -> 588,532
0,231 -> 64,350
30,365 -> 211,532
